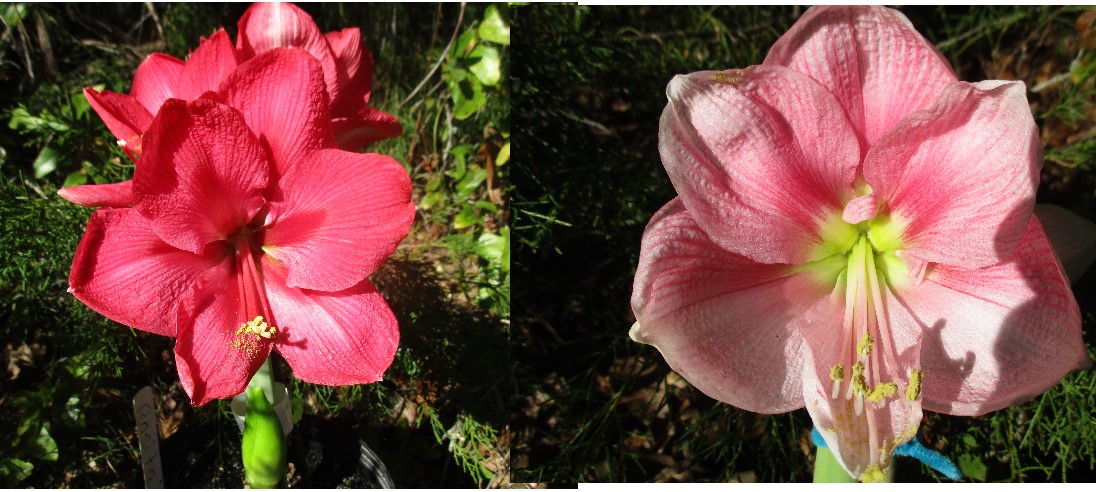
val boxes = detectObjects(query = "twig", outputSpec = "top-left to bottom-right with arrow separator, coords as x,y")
144,2 -> 165,47
935,10 -> 1027,52
401,2 -> 466,107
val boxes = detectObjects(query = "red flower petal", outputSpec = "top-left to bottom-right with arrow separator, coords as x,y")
331,105 -> 403,151
130,53 -> 185,115
134,98 -> 269,255
325,27 -> 373,114
263,264 -> 399,386
57,180 -> 135,208
84,87 -> 152,155
175,262 -> 273,406
69,208 -> 224,337
265,148 -> 414,292
219,48 -> 335,180
173,29 -> 239,103
236,2 -> 341,105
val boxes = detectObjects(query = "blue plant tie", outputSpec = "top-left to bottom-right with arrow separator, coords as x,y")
811,428 -> 962,481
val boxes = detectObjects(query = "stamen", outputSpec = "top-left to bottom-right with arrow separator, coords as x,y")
830,364 -> 844,399
857,332 -> 873,357
867,382 -> 898,403
906,369 -> 924,401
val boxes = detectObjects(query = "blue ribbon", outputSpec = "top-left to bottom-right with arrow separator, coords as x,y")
811,428 -> 962,481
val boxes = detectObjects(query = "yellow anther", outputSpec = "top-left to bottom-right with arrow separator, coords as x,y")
906,369 -> 924,401
867,382 -> 898,403
860,464 -> 887,483
857,332 -> 873,357
848,361 -> 869,397
829,364 -> 844,381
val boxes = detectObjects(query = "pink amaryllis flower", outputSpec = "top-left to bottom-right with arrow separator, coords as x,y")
631,6 -> 1091,481
68,95 -> 414,406
237,2 -> 401,151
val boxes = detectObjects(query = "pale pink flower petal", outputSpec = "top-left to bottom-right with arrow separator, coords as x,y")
58,180 -> 134,208
1033,204 -> 1096,284
174,263 -> 274,406
236,2 -> 341,105
133,98 -> 269,255
263,265 -> 399,386
264,148 -> 414,292
129,53 -> 185,115
864,80 -> 1040,269
659,66 -> 860,265
630,198 -> 832,413
219,48 -> 335,179
764,6 -> 958,147
899,216 -> 1091,416
68,208 -> 223,338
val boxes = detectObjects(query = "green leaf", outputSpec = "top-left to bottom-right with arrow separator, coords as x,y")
476,227 -> 510,272
958,453 -> 987,481
496,141 -> 509,166
478,5 -> 510,45
456,166 -> 488,197
450,26 -> 478,59
32,147 -> 61,178
2,458 -> 33,483
445,144 -> 474,180
33,426 -> 58,462
62,172 -> 87,188
69,90 -> 91,119
425,177 -> 442,192
420,191 -> 444,210
9,107 -> 69,134
453,205 -> 480,229
448,69 -> 487,120
473,200 -> 499,214
468,45 -> 501,86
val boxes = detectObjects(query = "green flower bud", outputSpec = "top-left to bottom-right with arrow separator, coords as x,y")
241,387 -> 287,488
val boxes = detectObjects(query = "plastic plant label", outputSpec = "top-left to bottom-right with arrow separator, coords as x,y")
132,386 -> 163,488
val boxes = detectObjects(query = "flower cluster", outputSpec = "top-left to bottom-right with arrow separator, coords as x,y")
631,6 -> 1091,480
64,3 -> 414,406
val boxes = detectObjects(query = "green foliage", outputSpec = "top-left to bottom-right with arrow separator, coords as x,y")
427,408 -> 500,486
1,2 -> 508,487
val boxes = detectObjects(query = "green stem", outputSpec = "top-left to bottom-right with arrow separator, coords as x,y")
813,447 -> 858,483
247,356 -> 276,404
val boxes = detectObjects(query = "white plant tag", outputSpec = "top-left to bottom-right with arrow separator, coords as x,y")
132,386 -> 164,488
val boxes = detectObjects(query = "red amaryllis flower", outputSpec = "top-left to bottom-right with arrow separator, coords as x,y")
68,94 -> 414,405
74,2 -> 398,167
237,2 -> 401,151
62,46 -> 332,208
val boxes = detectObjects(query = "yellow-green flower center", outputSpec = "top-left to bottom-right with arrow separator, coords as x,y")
801,208 -> 925,481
